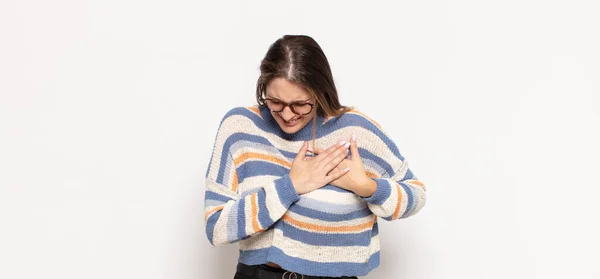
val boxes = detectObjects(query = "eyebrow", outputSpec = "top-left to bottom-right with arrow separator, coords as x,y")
266,95 -> 311,103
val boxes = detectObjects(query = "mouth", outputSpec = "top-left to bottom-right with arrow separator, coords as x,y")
282,118 -> 300,127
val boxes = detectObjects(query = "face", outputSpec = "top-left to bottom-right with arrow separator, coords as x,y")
265,77 -> 315,134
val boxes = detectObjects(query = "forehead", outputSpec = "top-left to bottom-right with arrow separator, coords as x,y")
266,77 -> 311,101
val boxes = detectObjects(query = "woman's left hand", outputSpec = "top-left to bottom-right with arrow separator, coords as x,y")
307,135 -> 378,197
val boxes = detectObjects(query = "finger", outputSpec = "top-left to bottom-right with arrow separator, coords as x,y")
324,146 -> 350,171
350,134 -> 361,161
320,142 -> 347,164
294,141 -> 308,161
316,140 -> 347,162
325,167 -> 350,183
308,146 -> 326,155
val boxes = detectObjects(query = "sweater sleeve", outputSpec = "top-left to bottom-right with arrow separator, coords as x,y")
203,113 -> 300,247
359,128 -> 427,221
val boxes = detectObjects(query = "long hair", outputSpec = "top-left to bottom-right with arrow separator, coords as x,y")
255,35 -> 351,147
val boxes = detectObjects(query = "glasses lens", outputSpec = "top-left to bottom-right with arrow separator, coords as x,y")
291,103 -> 312,115
265,99 -> 284,112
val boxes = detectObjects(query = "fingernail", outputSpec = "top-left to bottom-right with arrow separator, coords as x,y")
352,134 -> 356,142
343,167 -> 350,172
344,142 -> 350,149
307,147 -> 313,152
338,141 -> 346,146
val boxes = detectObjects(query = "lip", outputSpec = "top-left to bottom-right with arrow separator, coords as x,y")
282,118 -> 300,127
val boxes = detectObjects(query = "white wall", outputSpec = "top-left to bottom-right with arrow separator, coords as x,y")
1,0 -> 599,278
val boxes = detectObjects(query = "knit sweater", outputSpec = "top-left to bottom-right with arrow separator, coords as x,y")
204,105 -> 427,277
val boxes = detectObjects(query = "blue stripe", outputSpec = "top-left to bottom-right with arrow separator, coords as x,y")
256,190 -> 272,229
362,179 -> 391,205
372,222 -> 379,237
359,148 -> 394,177
236,198 -> 246,239
237,161 -> 289,184
331,113 -> 404,160
399,182 -> 414,218
239,247 -> 270,265
405,168 -> 415,179
205,210 -> 222,246
204,191 -> 230,203
289,203 -> 372,222
279,221 -> 372,246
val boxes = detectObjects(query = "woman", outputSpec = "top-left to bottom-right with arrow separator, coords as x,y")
204,35 -> 427,279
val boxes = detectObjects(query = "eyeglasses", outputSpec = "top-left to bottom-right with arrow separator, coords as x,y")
261,97 -> 314,116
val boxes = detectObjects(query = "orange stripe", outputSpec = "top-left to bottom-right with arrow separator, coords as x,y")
205,205 -> 224,222
234,152 -> 292,168
247,106 -> 261,116
406,179 -> 425,187
250,193 -> 262,232
392,183 -> 403,220
232,172 -> 239,192
282,214 -> 376,233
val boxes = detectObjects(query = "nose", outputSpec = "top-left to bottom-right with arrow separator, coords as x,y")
280,106 -> 296,121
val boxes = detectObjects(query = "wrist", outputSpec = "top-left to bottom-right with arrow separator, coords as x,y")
289,174 -> 306,194
354,178 -> 377,198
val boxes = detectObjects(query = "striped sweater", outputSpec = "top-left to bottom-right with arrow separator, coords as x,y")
204,105 -> 427,277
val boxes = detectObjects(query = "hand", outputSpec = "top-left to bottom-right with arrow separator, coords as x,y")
310,135 -> 377,197
289,140 -> 351,195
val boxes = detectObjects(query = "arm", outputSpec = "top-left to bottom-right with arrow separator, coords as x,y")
204,117 -> 300,247
361,158 -> 427,220
356,122 -> 427,220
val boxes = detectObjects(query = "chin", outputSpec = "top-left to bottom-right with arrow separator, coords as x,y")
277,119 -> 308,134
279,124 -> 301,134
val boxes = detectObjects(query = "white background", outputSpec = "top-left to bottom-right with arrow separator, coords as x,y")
1,0 -> 599,278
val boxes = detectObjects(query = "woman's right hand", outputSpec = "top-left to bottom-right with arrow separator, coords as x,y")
289,140 -> 351,195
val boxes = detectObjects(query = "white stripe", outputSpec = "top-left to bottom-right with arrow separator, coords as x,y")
205,179 -> 239,199
302,188 -> 362,205
239,175 -> 279,194
211,200 -> 234,246
389,159 -> 409,180
368,234 -> 381,257
244,193 -> 255,235
222,154 -> 236,188
262,180 -> 290,222
239,229 -> 274,251
397,181 -> 410,217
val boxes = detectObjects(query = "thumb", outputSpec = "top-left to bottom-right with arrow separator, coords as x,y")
350,135 -> 361,161
295,141 -> 308,161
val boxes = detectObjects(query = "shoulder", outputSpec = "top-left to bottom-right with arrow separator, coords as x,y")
331,108 -> 405,162
215,105 -> 264,129
327,107 -> 384,133
219,106 -> 262,123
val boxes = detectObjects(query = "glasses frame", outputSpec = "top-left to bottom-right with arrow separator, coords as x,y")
261,97 -> 315,116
